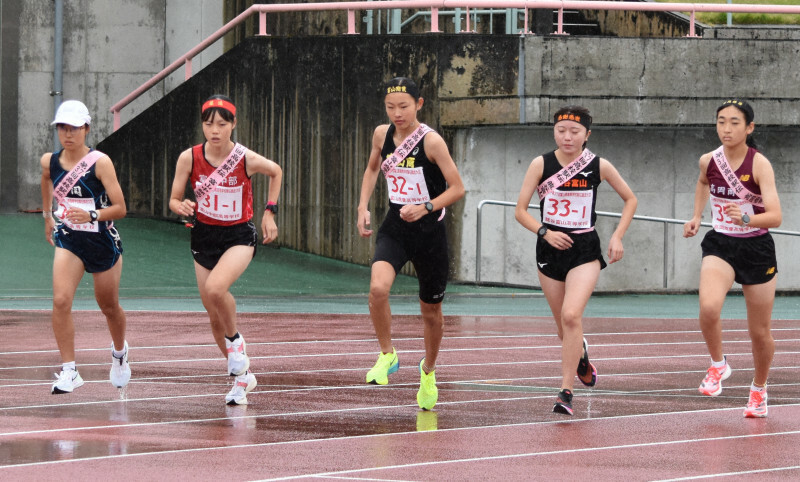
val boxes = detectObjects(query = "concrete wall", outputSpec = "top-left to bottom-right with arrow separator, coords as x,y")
96,35 -> 521,273
519,36 -> 800,127
453,125 -> 800,291
9,0 -> 223,212
94,34 -> 800,291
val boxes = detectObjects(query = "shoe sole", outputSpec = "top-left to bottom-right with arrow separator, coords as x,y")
226,376 -> 257,405
698,365 -> 732,396
744,409 -> 768,418
51,379 -> 84,395
367,360 -> 399,385
553,402 -> 573,415
577,338 -> 597,387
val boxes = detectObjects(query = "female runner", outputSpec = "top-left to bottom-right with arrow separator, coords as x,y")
684,99 -> 781,418
169,94 -> 282,405
515,105 -> 637,415
357,77 -> 465,410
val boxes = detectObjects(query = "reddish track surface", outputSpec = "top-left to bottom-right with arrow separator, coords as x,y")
1,310 -> 798,480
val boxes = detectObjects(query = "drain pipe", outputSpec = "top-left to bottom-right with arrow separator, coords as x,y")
51,0 -> 64,151
518,35 -> 525,123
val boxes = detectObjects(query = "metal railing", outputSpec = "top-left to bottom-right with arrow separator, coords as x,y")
476,199 -> 800,287
110,1 -> 800,130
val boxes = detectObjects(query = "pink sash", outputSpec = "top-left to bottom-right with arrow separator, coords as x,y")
537,149 -> 595,201
381,123 -> 445,221
53,150 -> 104,205
536,149 -> 595,233
711,146 -> 763,206
193,143 -> 247,201
381,123 -> 434,176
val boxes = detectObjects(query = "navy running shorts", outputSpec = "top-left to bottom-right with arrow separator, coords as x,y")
701,230 -> 777,285
190,220 -> 257,270
53,225 -> 123,273
535,229 -> 607,282
373,210 -> 449,304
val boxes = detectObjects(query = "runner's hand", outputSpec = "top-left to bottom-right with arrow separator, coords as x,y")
683,217 -> 701,238
544,230 -> 573,251
399,203 -> 426,223
358,209 -> 372,237
261,214 -> 278,244
607,235 -> 624,264
44,215 -> 55,247
176,199 -> 196,217
724,203 -> 745,225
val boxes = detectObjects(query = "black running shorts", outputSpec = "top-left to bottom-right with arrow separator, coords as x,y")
701,230 -> 777,285
535,229 -> 607,282
53,225 -> 123,273
373,210 -> 449,304
190,220 -> 257,270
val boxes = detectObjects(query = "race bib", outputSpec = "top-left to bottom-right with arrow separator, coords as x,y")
197,184 -> 244,221
710,195 -> 758,235
386,167 -> 431,205
55,197 -> 98,233
542,189 -> 593,229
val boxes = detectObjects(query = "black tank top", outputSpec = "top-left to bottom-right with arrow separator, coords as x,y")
50,149 -> 113,232
538,150 -> 601,232
380,124 -> 447,214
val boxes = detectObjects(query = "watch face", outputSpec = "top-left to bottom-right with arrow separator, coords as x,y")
425,202 -> 433,212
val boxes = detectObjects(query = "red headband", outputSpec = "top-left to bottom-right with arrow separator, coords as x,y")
202,99 -> 236,116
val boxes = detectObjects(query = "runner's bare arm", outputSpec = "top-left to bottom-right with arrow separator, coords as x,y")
40,153 -> 56,246
683,154 -> 711,238
515,156 -> 573,250
168,149 -> 196,217
357,125 -> 389,237
742,153 -> 781,229
246,151 -> 283,244
600,158 -> 637,263
93,155 -> 127,222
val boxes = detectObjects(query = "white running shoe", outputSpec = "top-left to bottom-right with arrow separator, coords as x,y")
52,369 -> 84,394
109,341 -> 131,388
226,372 -> 257,405
226,335 -> 250,376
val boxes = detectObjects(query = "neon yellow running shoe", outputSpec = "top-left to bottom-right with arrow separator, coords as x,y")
417,358 -> 438,410
366,348 -> 399,385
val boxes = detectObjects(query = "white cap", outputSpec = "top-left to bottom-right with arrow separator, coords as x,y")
51,100 -> 91,127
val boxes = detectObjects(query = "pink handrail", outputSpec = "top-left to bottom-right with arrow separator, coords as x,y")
111,1 -> 800,130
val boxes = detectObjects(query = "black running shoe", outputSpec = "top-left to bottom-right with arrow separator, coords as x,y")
553,389 -> 573,415
577,337 -> 597,387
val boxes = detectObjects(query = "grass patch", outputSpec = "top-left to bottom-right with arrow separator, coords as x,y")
657,0 -> 800,25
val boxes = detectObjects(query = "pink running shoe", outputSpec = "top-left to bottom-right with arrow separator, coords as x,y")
743,388 -> 768,418
698,359 -> 731,396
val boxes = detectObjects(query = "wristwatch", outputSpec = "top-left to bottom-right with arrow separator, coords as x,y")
425,202 -> 434,212
537,225 -> 548,238
89,210 -> 98,223
265,203 -> 278,214
741,213 -> 750,226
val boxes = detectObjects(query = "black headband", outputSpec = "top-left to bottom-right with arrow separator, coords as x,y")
554,112 -> 592,131
719,99 -> 754,122
385,84 -> 420,100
